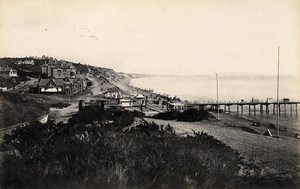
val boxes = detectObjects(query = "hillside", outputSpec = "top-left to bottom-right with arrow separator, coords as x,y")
0,57 -> 121,80
0,92 -> 50,127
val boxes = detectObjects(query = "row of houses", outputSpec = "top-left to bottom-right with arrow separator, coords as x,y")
16,60 -> 35,65
35,60 -> 89,95
32,77 -> 88,95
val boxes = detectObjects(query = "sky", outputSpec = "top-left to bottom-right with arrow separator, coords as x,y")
0,0 -> 299,76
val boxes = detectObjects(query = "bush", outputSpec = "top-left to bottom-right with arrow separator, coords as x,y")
153,109 -> 216,122
240,126 -> 259,134
1,110 -> 242,189
178,109 -> 216,122
153,111 -> 181,120
68,108 -> 143,131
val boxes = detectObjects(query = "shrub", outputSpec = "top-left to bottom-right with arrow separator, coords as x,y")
240,126 -> 259,134
153,109 -> 216,122
178,109 -> 215,122
152,111 -> 181,120
1,111 -> 242,189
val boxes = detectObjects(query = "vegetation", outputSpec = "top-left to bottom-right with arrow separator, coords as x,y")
153,109 -> 216,122
1,108 -> 243,189
240,126 -> 259,134
0,57 -> 45,78
0,76 -> 29,88
50,102 -> 71,109
152,110 -> 181,120
0,57 -> 90,79
1,92 -> 50,127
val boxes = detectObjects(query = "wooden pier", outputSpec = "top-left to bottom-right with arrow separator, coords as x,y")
187,101 -> 299,116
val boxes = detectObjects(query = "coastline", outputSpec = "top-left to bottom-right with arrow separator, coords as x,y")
111,76 -> 300,180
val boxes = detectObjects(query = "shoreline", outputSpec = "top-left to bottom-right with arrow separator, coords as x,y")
111,76 -> 300,179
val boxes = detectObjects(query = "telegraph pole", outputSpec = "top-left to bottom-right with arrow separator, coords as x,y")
276,46 -> 280,137
216,73 -> 219,120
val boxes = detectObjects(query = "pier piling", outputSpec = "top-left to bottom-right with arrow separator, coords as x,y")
241,105 -> 244,115
284,104 -> 287,116
260,104 -> 263,114
249,105 -> 251,115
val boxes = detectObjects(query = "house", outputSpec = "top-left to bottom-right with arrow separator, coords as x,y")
119,99 -> 133,107
0,66 -> 18,78
167,102 -> 186,111
0,87 -> 7,91
16,60 -> 35,65
38,77 -> 87,95
134,94 -> 146,107
41,60 -> 76,78
64,78 -> 87,94
79,99 -> 108,111
38,78 -> 64,93
136,94 -> 145,99
103,91 -> 122,99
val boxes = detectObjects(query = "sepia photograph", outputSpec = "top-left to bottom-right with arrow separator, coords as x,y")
0,0 -> 299,188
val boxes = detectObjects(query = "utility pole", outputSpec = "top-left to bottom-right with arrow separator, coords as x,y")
276,46 -> 280,137
216,73 -> 219,120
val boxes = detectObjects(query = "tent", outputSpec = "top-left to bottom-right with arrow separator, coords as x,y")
263,129 -> 272,137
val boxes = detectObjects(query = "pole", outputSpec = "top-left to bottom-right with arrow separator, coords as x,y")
216,73 -> 219,120
276,46 -> 280,137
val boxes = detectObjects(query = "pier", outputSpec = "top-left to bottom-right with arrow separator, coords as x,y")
188,101 -> 300,116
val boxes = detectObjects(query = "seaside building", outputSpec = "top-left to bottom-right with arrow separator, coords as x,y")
0,66 -> 18,78
38,78 -> 87,95
103,91 -> 122,99
38,78 -> 64,93
41,60 -> 76,79
167,102 -> 186,111
37,59 -> 89,95
119,99 -> 133,107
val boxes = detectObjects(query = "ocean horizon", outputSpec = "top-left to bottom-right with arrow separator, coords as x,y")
130,75 -> 300,102
130,75 -> 300,130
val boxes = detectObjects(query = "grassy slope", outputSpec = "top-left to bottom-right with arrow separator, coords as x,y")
1,92 -> 50,127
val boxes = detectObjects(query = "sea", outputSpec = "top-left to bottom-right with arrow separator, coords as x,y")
130,75 -> 300,131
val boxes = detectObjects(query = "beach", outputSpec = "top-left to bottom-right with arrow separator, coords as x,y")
123,75 -> 300,180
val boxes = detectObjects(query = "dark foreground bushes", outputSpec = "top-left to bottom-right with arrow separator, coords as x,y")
152,110 -> 181,120
0,108 -> 242,189
153,108 -> 216,122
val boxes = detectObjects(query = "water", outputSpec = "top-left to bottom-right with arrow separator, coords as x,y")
130,75 -> 300,130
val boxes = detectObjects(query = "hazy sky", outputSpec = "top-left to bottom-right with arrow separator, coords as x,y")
0,0 -> 299,76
